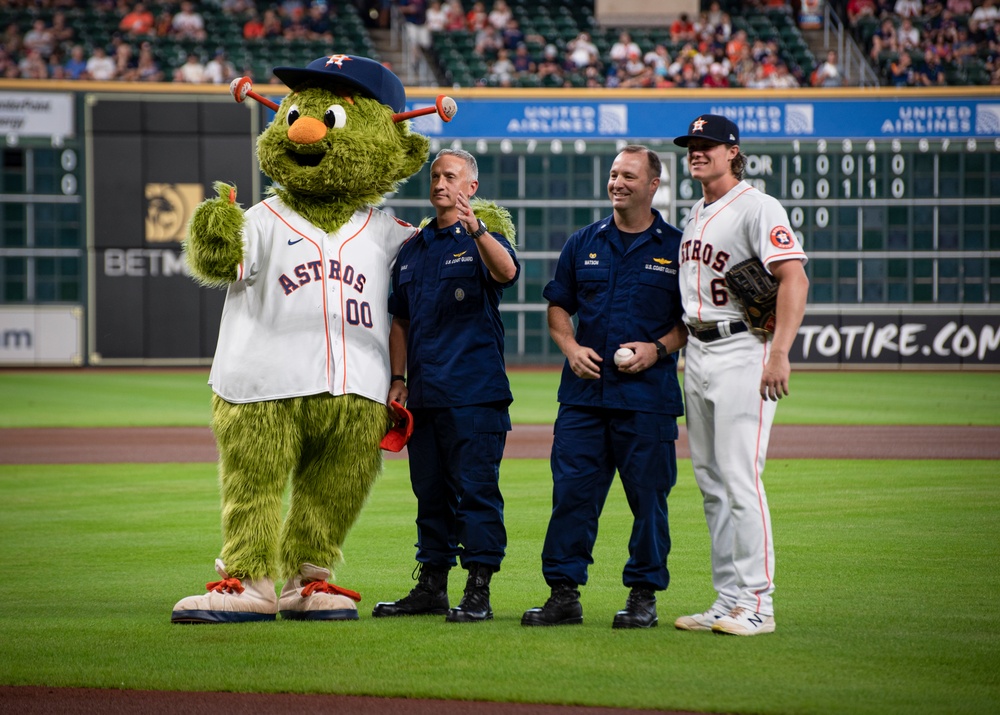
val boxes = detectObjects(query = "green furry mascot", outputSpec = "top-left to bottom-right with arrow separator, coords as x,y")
171,55 -> 437,623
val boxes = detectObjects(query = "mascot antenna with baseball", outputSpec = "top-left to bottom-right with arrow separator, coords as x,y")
172,54 -> 508,624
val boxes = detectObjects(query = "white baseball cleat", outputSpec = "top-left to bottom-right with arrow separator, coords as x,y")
711,606 -> 776,636
171,559 -> 277,623
674,604 -> 730,631
278,563 -> 361,621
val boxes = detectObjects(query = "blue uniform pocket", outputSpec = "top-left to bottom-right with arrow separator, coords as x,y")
440,260 -> 477,278
465,410 -> 510,483
660,421 -> 679,442
398,269 -> 415,285
576,267 -> 610,282
439,259 -> 479,314
576,267 -> 609,307
473,411 -> 512,434
631,269 -> 679,323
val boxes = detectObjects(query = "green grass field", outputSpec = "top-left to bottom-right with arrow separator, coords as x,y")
1,370 -> 998,714
1,369 -> 999,427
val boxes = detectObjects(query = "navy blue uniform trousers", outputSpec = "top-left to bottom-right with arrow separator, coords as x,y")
541,404 -> 677,591
407,403 -> 509,570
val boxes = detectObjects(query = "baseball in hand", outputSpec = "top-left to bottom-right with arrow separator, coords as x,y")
614,347 -> 635,366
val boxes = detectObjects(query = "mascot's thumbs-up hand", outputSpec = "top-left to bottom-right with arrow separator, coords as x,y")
184,180 -> 247,286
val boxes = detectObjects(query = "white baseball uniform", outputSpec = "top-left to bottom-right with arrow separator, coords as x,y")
209,195 -> 417,404
678,179 -> 807,616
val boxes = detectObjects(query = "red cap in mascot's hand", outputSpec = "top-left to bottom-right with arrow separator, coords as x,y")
380,400 -> 413,452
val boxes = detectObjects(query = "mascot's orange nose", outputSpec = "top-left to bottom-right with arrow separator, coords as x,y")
287,116 -> 327,145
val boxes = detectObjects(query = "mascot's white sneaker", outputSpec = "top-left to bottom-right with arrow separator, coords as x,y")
278,563 -> 361,621
171,559 -> 277,624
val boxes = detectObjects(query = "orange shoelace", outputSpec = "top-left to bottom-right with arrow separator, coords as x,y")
301,580 -> 362,603
205,577 -> 245,594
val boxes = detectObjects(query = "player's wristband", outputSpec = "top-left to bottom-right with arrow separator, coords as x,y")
391,375 -> 406,384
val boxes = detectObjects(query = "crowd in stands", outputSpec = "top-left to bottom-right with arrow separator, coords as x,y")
0,0 -> 996,86
845,0 -> 999,84
418,0 -> 815,88
0,0 -> 338,83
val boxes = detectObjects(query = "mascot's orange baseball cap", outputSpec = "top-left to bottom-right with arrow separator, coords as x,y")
273,54 -> 407,113
380,400 -> 414,452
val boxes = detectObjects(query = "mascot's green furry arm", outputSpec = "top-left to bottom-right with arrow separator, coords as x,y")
447,198 -> 516,245
172,55 -> 432,624
184,181 -> 246,286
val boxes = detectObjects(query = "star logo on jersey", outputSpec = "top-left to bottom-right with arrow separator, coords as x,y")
653,257 -> 672,265
770,226 -> 794,249
453,251 -> 467,258
325,54 -> 351,68
692,118 -> 708,133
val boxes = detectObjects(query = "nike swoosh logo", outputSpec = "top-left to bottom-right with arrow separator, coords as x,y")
288,238 -> 303,245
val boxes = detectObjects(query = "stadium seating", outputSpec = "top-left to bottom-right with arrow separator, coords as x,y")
427,0 -> 819,88
0,1 -> 990,87
0,1 -> 377,83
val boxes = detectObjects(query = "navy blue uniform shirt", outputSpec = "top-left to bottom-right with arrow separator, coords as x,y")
389,219 -> 520,408
543,209 -> 684,416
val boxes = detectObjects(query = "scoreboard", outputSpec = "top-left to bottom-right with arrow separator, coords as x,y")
679,136 -> 999,226
395,134 -> 1000,306
673,136 -> 1000,305
391,131 -> 1000,366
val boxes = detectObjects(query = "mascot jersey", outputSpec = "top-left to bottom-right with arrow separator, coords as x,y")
209,195 -> 418,404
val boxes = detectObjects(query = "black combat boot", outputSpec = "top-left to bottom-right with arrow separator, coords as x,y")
611,587 -> 658,629
521,583 -> 584,626
445,564 -> 494,622
371,565 -> 449,617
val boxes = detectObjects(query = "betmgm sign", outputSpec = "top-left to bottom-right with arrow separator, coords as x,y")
88,96 -> 255,364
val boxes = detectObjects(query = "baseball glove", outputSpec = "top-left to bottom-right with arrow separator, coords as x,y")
725,258 -> 778,336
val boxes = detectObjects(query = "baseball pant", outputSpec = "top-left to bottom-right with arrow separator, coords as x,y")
406,403 -> 509,570
684,332 -> 778,615
541,404 -> 677,591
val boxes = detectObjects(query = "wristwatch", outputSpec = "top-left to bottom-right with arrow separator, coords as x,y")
654,341 -> 668,361
470,219 -> 488,239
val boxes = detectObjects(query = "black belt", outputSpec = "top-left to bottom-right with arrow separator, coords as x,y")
689,321 -> 749,343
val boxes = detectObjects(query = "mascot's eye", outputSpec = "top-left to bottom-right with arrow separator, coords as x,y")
324,105 -> 347,129
287,105 -> 300,125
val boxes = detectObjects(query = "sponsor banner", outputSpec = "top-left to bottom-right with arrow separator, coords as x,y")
406,97 -> 1000,140
88,98 -> 251,362
0,92 -> 73,139
0,306 -> 83,365
795,313 -> 1000,366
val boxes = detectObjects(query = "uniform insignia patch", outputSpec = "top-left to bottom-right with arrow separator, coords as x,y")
770,226 -> 794,249
454,288 -> 466,301
653,257 -> 672,265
